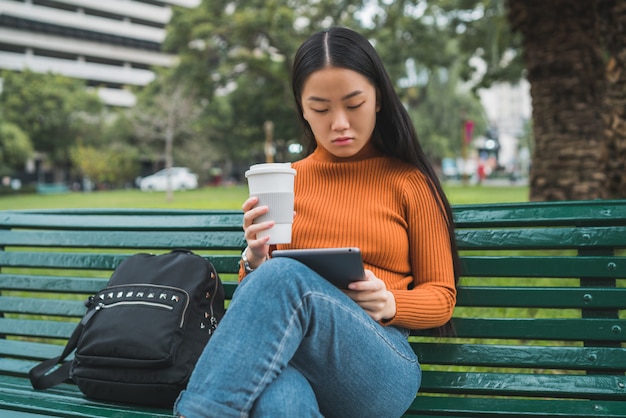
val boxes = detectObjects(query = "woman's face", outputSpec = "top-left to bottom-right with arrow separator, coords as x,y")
301,67 -> 380,158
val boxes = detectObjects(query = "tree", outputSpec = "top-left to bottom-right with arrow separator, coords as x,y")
129,78 -> 204,201
164,0 -> 486,172
596,0 -> 626,198
362,1 -> 487,161
442,0 -> 525,91
164,0 -> 363,165
507,1 -> 608,201
408,66 -> 486,161
0,121 -> 33,177
451,0 -> 626,199
0,70 -> 103,181
70,141 -> 139,189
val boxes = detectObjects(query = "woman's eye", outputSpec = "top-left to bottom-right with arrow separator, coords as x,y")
347,102 -> 365,110
312,108 -> 328,113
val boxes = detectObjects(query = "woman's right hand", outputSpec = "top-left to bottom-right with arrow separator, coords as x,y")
241,196 -> 274,268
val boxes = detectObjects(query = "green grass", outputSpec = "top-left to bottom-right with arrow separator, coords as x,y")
444,184 -> 529,205
0,183 -> 529,210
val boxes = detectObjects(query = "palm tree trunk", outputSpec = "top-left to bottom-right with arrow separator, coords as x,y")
597,0 -> 626,198
507,0 -> 607,201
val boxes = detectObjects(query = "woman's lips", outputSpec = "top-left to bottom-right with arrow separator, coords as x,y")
332,136 -> 353,145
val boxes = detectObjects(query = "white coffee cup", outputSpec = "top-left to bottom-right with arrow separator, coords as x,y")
245,163 -> 296,244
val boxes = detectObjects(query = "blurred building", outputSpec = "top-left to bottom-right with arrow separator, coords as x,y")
479,80 -> 532,139
478,80 -> 532,175
0,0 -> 200,107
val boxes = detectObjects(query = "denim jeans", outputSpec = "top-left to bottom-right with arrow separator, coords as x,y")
174,257 -> 421,418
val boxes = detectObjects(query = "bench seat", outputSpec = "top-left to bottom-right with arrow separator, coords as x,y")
0,200 -> 624,417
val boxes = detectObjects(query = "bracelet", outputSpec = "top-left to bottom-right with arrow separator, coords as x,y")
241,246 -> 268,274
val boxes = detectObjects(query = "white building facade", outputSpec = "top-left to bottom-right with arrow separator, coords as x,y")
478,80 -> 532,173
0,0 -> 200,106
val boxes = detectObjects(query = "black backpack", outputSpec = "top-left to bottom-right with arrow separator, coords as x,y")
29,249 -> 225,407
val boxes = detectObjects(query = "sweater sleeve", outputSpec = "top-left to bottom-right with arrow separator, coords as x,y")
386,173 -> 457,329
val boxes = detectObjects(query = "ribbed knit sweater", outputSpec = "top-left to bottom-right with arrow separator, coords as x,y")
243,142 -> 456,330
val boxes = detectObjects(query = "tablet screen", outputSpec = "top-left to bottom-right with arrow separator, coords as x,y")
271,247 -> 365,288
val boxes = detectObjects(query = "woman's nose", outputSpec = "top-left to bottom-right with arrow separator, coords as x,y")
331,110 -> 350,131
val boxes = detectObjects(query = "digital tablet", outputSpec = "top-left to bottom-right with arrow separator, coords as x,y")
271,247 -> 365,289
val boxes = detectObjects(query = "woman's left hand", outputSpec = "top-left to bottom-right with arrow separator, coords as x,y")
343,270 -> 396,322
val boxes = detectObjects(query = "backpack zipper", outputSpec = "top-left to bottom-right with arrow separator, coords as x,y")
101,301 -> 174,311
205,263 -> 220,335
89,284 -> 190,328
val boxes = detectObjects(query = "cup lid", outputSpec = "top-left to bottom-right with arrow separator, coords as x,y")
245,163 -> 296,177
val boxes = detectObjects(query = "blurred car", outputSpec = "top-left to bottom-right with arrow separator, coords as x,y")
139,167 -> 198,191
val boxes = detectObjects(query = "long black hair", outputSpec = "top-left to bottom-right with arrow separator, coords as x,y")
291,27 -> 460,336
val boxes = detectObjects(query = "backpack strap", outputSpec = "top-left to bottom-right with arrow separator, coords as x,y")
29,308 -> 91,389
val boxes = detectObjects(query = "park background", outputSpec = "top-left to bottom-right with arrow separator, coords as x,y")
0,0 -> 624,206
0,184 -> 529,210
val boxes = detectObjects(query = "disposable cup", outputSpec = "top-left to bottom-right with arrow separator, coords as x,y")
245,163 -> 296,244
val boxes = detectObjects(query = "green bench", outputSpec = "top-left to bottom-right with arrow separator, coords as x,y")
0,200 -> 625,417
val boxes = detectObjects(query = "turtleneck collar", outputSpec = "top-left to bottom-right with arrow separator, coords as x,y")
309,140 -> 383,163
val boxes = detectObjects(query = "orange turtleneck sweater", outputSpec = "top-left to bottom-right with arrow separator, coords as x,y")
241,143 -> 456,330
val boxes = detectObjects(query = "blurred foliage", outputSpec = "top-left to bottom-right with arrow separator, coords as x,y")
0,70 -> 104,166
0,0 -> 522,186
70,141 -> 140,187
0,121 -> 32,176
437,0 -> 525,90
163,0 -> 515,165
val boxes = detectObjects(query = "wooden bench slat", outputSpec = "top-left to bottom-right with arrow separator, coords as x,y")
452,200 -> 626,227
0,318 -> 77,339
413,318 -> 626,341
0,386 -> 172,417
0,357 -> 41,376
408,396 -> 626,417
0,252 -> 126,270
4,252 -> 623,280
13,208 -> 239,216
457,287 -> 626,309
0,230 -> 246,249
0,274 -> 239,297
224,281 -> 237,299
10,286 -> 624,317
0,375 -> 173,417
0,274 -> 106,293
461,256 -> 626,278
0,296 -> 86,317
0,211 -> 243,230
0,340 -> 66,361
0,251 -> 241,273
421,371 -> 626,399
457,226 -> 626,250
413,343 -> 626,370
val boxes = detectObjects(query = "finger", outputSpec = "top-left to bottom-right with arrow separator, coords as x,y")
347,277 -> 378,291
242,196 -> 259,211
247,237 -> 271,257
244,220 -> 275,241
243,205 -> 269,230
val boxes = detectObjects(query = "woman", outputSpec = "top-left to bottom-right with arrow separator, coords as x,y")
175,27 -> 458,418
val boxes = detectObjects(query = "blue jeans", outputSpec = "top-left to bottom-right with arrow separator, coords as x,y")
174,258 -> 421,418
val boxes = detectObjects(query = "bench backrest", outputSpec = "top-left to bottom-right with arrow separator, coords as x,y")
1,200 -> 625,407
411,200 -> 626,410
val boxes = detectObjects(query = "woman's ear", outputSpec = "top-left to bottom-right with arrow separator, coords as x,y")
376,90 -> 381,112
